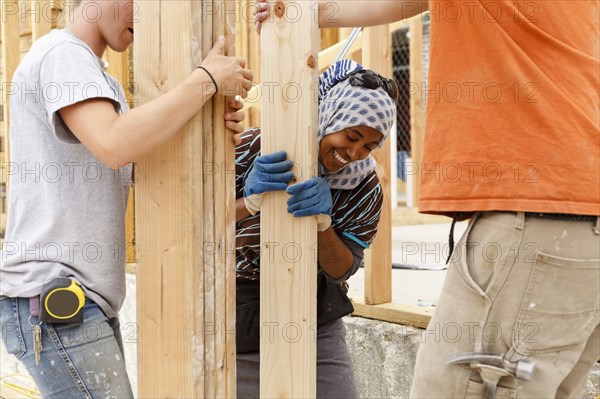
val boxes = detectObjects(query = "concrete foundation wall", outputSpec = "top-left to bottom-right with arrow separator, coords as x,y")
344,317 -> 600,398
2,276 -> 599,398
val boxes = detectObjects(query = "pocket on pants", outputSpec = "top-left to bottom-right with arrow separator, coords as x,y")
513,252 -> 600,355
0,298 -> 27,359
49,300 -> 113,349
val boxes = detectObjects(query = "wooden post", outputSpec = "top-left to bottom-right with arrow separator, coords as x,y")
362,25 -> 392,305
260,0 -> 319,397
409,17 -> 424,208
31,0 -> 52,41
248,0 -> 260,127
1,0 -> 21,239
134,1 -> 235,397
105,49 -> 136,264
208,0 -> 236,396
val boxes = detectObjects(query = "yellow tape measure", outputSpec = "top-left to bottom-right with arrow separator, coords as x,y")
40,278 -> 85,324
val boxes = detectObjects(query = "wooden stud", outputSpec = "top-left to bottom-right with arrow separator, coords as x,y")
135,1 -> 235,396
1,0 -> 21,153
243,33 -> 363,114
320,28 -> 338,50
31,0 -> 52,41
135,1 -> 198,396
216,1 -> 237,395
317,31 -> 362,72
351,298 -> 432,329
362,25 -> 393,306
105,48 -> 131,103
234,0 -> 249,130
200,1 -> 215,396
409,17 -> 424,208
249,2 -> 260,127
105,49 -> 136,264
260,0 -> 319,396
1,0 -> 21,240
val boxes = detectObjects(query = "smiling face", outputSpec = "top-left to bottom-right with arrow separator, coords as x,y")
319,126 -> 383,173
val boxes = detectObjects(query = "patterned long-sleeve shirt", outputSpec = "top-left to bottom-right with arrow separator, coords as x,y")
235,128 -> 383,282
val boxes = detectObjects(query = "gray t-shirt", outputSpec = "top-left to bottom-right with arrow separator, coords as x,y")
0,29 -> 132,318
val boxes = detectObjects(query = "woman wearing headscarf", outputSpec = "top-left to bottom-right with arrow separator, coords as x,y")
234,59 -> 398,398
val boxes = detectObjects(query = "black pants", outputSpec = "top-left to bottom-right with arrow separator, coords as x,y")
236,318 -> 358,399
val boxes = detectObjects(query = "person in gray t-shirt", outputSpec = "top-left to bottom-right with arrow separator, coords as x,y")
0,0 -> 252,397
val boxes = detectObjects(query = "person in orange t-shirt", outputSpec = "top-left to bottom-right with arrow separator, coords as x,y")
256,1 -> 599,397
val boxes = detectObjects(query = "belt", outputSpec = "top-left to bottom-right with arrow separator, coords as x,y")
446,212 -> 599,264
525,212 -> 598,222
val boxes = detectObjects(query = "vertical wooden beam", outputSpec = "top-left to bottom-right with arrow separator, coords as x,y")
105,49 -> 136,264
362,25 -> 393,305
248,0 -> 260,127
105,49 -> 130,102
1,0 -> 21,239
320,28 -> 338,50
260,0 -> 319,397
135,1 -> 197,396
234,0 -> 249,130
199,0 -> 216,395
31,0 -> 52,41
135,1 -> 235,397
409,17 -> 424,207
205,0 -> 236,397
1,0 -> 20,152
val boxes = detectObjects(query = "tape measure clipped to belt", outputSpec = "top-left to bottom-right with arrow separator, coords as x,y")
39,278 -> 85,324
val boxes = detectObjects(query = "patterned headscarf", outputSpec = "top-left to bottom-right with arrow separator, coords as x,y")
318,59 -> 397,190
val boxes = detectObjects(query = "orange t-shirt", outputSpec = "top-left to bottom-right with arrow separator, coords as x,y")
419,0 -> 600,215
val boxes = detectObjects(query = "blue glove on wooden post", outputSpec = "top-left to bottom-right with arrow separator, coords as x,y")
286,176 -> 333,231
243,150 -> 294,215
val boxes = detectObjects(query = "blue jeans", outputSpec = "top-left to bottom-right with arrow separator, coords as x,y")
0,296 -> 133,398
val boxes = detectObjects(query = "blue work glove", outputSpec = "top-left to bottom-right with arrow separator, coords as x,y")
243,151 -> 293,215
286,177 -> 333,231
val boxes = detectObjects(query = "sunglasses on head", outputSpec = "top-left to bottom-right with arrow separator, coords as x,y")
347,69 -> 399,103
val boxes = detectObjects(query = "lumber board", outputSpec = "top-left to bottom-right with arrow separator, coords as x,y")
135,1 -> 236,397
214,0 -> 237,395
409,18 -> 424,208
318,31 -> 362,72
392,206 -> 451,226
134,1 -> 203,397
351,297 -> 432,329
320,28 -> 338,50
31,0 -> 52,41
105,49 -> 136,264
243,34 -> 362,112
260,0 -> 319,397
248,0 -> 260,127
234,0 -> 249,130
1,0 -> 20,239
362,25 -> 393,305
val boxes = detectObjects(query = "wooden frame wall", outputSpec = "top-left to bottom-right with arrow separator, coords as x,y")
362,25 -> 393,306
1,7 -> 435,396
241,17 -> 434,329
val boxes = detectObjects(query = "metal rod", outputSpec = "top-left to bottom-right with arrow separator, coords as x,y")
334,27 -> 363,63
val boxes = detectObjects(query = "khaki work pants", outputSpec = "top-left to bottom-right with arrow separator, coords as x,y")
411,212 -> 600,398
